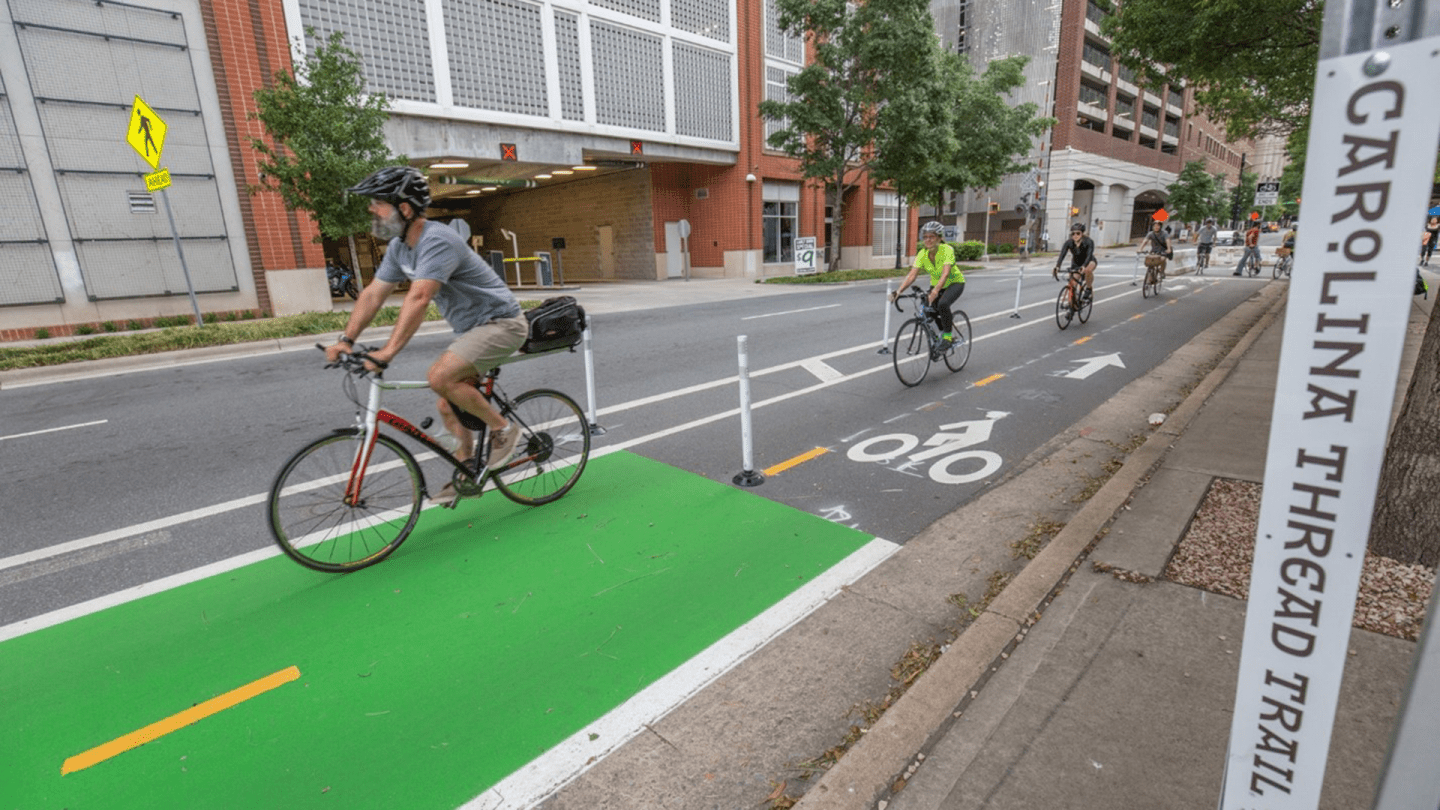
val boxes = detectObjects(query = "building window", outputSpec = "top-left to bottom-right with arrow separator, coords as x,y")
1117,64 -> 1137,85
1168,86 -> 1184,109
872,191 -> 905,256
1078,81 -> 1108,110
1082,40 -> 1110,71
1141,106 -> 1159,130
763,182 -> 799,263
1086,0 -> 1108,25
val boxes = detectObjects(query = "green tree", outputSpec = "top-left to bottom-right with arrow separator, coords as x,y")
934,55 -> 1053,206
760,0 -> 947,271
1166,160 -> 1219,224
1228,167 -> 1258,228
250,29 -> 401,262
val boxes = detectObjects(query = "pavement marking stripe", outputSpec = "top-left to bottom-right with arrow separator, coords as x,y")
741,303 -> 842,321
1073,335 -> 1094,344
800,358 -> 844,382
0,419 -> 108,442
463,536 -> 900,810
60,665 -> 300,775
763,446 -> 830,476
973,373 -> 1006,387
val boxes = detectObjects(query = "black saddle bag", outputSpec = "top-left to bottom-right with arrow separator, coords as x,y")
522,296 -> 587,353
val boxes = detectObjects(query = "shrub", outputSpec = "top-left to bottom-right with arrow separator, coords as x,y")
127,320 -> 145,330
240,310 -> 256,320
992,243 -> 1016,255
33,327 -> 50,340
102,321 -> 119,333
75,324 -> 95,335
953,240 -> 985,261
203,312 -> 219,324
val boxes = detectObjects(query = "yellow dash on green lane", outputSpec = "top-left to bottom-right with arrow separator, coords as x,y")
61,665 -> 301,775
763,446 -> 830,476
974,373 -> 1006,387
1073,335 -> 1094,344
1130,313 -> 1145,321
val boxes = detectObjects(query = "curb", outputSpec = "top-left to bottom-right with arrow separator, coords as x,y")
0,321 -> 454,390
793,283 -> 1290,810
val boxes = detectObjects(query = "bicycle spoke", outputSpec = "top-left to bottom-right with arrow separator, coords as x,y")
892,318 -> 930,385
494,389 -> 590,505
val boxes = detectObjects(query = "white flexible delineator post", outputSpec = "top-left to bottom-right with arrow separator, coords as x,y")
732,335 -> 764,487
878,280 -> 893,354
582,326 -> 604,435
1011,263 -> 1024,319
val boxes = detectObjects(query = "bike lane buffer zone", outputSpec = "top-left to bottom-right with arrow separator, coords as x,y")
0,451 -> 882,810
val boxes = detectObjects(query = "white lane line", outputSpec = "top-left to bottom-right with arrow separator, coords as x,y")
461,537 -> 901,810
0,419 -> 108,442
800,358 -> 844,383
0,279 -> 1146,598
741,303 -> 842,321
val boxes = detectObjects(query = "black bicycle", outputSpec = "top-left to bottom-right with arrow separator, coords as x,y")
1055,267 -> 1093,330
891,287 -> 971,387
268,347 -> 591,572
1195,243 -> 1211,274
1238,250 -> 1261,277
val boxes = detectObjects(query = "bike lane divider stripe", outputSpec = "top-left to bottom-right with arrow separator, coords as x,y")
763,446 -> 830,476
0,419 -> 108,442
800,358 -> 844,383
60,666 -> 301,775
972,373 -> 1005,387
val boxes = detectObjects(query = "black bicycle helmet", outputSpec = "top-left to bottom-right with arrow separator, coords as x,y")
347,166 -> 431,215
1070,222 -> 1086,233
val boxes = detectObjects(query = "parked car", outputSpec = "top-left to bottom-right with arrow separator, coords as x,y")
1215,229 -> 1242,245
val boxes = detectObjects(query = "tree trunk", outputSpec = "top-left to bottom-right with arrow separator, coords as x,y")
893,184 -> 903,270
1368,299 -> 1440,566
347,234 -> 364,292
828,171 -> 845,273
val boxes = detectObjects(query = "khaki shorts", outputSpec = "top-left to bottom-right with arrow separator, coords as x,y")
446,315 -> 529,374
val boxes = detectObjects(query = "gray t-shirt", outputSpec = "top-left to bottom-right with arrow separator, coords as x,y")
1197,225 -> 1217,245
376,222 -> 520,333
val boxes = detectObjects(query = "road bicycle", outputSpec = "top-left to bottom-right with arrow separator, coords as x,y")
1142,255 -> 1164,299
267,347 -> 591,572
891,287 -> 971,387
1237,250 -> 1261,277
1054,266 -> 1093,330
1195,244 -> 1211,274
1273,249 -> 1292,280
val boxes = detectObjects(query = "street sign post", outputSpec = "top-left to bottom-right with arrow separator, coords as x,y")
126,95 -> 202,327
1254,180 -> 1281,207
1219,3 -> 1440,807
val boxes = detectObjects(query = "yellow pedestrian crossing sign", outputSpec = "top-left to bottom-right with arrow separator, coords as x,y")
127,95 -> 166,170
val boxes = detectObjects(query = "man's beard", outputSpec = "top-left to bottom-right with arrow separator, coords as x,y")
372,209 -> 406,241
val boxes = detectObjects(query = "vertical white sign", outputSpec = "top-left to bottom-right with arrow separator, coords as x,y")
1221,37 -> 1440,808
794,236 -> 818,275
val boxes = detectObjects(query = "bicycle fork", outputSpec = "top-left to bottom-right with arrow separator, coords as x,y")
344,381 -> 385,506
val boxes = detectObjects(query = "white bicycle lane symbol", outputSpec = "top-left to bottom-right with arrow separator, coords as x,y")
845,411 -> 1009,485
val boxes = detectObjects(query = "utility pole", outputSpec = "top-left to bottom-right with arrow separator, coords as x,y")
1229,152 -> 1247,229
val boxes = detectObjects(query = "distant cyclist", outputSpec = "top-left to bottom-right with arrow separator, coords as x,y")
1196,219 -> 1217,268
891,220 -> 965,345
1234,222 -> 1261,276
1141,220 -> 1171,280
1053,222 -> 1097,296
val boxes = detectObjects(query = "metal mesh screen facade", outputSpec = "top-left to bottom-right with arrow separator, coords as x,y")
554,11 -> 584,121
10,0 -> 237,301
298,0 -> 437,103
445,0 -> 548,115
765,0 -> 803,62
674,42 -> 730,140
672,0 -> 728,41
591,22 -> 665,132
0,85 -> 62,306
590,0 -> 661,24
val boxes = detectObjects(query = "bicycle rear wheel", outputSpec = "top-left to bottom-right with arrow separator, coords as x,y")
493,389 -> 591,505
1078,286 -> 1094,323
269,430 -> 423,572
1055,286 -> 1074,330
892,318 -> 931,386
1142,268 -> 1157,298
943,310 -> 972,372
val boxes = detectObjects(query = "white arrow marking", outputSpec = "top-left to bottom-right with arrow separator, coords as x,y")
1062,353 -> 1126,380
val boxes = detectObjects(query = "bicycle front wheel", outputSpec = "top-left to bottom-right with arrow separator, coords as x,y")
269,430 -> 423,572
1055,286 -> 1074,330
943,310 -> 972,372
1142,268 -> 1157,298
1078,286 -> 1094,323
494,389 -> 591,505
892,318 -> 931,386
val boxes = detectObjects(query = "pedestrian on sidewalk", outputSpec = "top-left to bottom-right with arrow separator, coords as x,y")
1421,216 -> 1439,266
1233,222 -> 1261,276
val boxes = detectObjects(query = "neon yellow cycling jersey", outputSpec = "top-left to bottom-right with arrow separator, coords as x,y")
914,243 -> 963,288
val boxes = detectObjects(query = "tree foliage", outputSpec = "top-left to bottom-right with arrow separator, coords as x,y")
250,29 -> 400,241
1166,160 -> 1222,224
1101,0 -> 1322,142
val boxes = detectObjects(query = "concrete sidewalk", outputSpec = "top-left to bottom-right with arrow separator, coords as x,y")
792,277 -> 1435,810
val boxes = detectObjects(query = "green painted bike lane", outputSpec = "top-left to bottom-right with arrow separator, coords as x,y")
1,452 -> 880,809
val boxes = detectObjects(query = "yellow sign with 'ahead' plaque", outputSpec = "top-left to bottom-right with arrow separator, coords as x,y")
126,95 -> 167,169
145,168 -> 171,192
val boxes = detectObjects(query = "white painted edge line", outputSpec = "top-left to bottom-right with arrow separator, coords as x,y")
801,358 -> 845,383
0,419 -> 108,442
0,545 -> 282,643
741,303 -> 843,321
461,536 -> 902,810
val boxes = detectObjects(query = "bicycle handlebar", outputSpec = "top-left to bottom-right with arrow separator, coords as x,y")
315,343 -> 387,375
892,286 -> 934,314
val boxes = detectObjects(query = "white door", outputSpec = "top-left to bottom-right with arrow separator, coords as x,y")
596,225 -> 614,279
664,222 -> 684,278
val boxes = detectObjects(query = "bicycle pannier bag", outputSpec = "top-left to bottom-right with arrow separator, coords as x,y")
522,296 -> 587,353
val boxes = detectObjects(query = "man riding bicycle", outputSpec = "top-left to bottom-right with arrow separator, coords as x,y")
1053,222 -> 1097,295
1196,218 -> 1217,267
892,220 -> 965,345
1141,220 -> 1171,280
324,166 -> 527,502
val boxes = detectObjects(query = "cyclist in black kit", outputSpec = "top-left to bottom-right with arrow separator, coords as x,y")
1053,222 -> 1097,297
